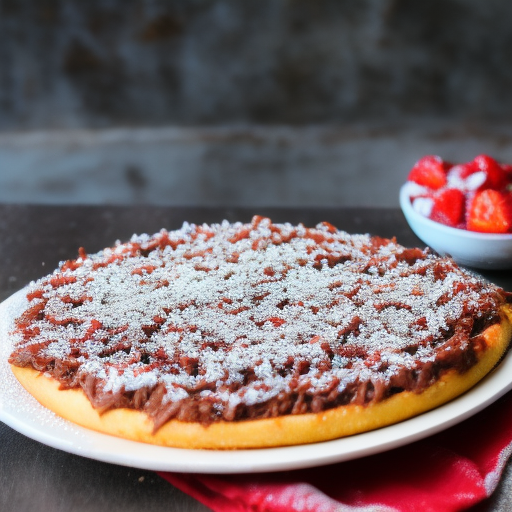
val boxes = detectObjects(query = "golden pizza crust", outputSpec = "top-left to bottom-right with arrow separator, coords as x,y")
11,305 -> 512,449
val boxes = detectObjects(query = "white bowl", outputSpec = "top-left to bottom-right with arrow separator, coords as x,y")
399,184 -> 512,269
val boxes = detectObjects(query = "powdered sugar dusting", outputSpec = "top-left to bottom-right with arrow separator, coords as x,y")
7,216 -> 504,423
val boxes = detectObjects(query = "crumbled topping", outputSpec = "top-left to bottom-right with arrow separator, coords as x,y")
9,216 -> 504,424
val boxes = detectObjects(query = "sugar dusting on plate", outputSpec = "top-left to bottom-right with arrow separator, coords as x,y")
0,290 -> 87,440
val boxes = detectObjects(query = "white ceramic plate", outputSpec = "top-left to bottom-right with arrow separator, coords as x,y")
2,288 -> 512,474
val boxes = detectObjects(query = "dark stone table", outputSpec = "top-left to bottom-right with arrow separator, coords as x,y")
1,205 -> 511,512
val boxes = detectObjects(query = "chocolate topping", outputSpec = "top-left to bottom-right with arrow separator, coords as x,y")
8,216 -> 507,429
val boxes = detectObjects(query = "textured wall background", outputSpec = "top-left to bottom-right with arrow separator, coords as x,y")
1,0 -> 512,205
2,124 -> 512,207
2,0 -> 512,129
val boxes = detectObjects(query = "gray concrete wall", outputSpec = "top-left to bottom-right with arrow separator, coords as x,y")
2,122 -> 512,207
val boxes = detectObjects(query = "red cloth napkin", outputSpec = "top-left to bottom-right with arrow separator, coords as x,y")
159,391 -> 512,512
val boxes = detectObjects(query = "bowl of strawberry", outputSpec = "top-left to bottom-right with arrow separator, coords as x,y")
400,154 -> 512,269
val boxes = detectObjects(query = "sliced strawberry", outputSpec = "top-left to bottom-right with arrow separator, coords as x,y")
407,155 -> 447,190
446,165 -> 470,190
429,188 -> 465,227
501,164 -> 512,191
501,163 -> 512,175
457,162 -> 477,180
467,189 -> 512,233
459,154 -> 507,190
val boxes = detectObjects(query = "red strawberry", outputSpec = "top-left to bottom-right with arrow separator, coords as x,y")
429,188 -> 465,227
407,156 -> 447,190
467,189 -> 512,233
457,162 -> 477,180
459,154 -> 507,190
501,164 -> 512,190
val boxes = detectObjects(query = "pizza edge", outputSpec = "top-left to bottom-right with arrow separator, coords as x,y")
10,305 -> 512,450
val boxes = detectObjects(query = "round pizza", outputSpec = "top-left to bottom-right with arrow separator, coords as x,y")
8,216 -> 512,448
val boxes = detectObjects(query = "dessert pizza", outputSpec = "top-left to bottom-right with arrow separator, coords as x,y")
8,216 -> 512,449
